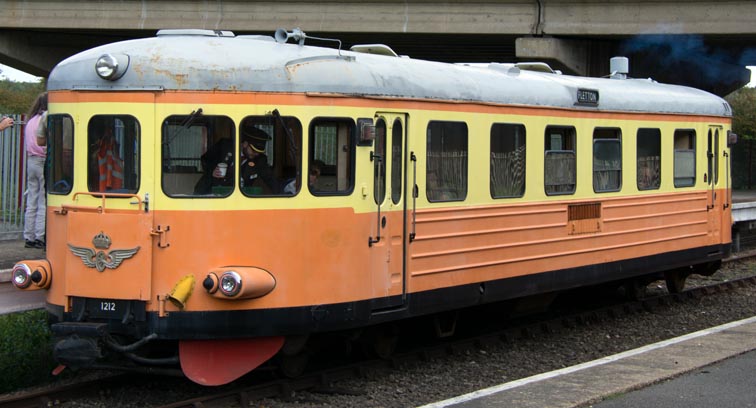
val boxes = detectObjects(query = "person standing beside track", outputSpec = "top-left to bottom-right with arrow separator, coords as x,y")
21,92 -> 48,249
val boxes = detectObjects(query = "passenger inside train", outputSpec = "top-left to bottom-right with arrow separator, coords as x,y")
87,115 -> 139,194
308,160 -> 323,190
239,126 -> 279,195
193,137 -> 234,195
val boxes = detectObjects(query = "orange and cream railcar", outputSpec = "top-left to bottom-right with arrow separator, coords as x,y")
13,28 -> 734,385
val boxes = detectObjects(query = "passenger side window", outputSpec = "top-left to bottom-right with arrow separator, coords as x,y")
593,128 -> 622,193
674,129 -> 696,187
637,128 -> 661,190
426,121 -> 468,202
544,126 -> 576,195
161,114 -> 234,197
490,123 -> 526,198
309,118 -> 354,195
240,115 -> 302,197
87,115 -> 140,194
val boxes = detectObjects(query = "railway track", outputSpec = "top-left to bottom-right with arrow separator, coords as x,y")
159,276 -> 756,408
4,258 -> 755,408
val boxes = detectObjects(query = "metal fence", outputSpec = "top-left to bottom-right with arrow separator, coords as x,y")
0,114 -> 26,240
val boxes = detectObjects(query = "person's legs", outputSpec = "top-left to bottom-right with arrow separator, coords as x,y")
23,156 -> 45,248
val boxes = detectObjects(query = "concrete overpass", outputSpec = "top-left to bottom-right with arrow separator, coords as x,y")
1,0 -> 755,95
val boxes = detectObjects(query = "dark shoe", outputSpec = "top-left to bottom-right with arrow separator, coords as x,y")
24,240 -> 35,248
33,239 -> 45,249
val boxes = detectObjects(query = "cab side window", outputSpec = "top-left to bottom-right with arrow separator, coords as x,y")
161,114 -> 234,197
240,115 -> 302,197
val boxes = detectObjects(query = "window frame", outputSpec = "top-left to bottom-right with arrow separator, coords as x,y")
239,115 -> 303,198
544,125 -> 577,196
374,118 -> 387,205
161,114 -> 236,198
426,120 -> 468,203
636,128 -> 661,191
308,117 -> 356,196
592,127 -> 622,193
673,129 -> 696,188
390,118 -> 404,205
707,128 -> 720,185
46,114 -> 75,195
87,114 -> 141,195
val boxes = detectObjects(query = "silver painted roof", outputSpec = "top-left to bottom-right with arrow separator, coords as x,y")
47,30 -> 731,117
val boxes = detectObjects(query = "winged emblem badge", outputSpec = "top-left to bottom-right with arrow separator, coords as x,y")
68,231 -> 140,272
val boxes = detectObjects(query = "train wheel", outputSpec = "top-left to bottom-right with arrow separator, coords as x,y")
281,335 -> 309,356
278,351 -> 310,378
622,279 -> 647,300
693,261 -> 721,277
362,324 -> 399,359
664,269 -> 688,294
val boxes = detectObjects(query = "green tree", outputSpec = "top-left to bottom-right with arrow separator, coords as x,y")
0,79 -> 46,114
727,87 -> 756,141
726,87 -> 756,189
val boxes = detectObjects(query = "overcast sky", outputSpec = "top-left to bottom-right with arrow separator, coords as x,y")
0,64 -> 42,82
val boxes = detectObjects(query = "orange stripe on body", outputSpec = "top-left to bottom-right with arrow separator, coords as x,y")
48,90 -> 731,123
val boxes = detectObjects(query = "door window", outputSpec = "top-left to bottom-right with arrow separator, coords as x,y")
391,119 -> 403,205
374,119 -> 387,204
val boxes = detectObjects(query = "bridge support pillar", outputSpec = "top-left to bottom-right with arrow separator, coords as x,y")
515,37 -> 590,76
0,31 -> 84,77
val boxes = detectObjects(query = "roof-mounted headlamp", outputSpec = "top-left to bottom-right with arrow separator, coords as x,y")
95,53 -> 130,81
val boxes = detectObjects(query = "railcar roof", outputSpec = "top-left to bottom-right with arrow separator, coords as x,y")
47,30 -> 731,117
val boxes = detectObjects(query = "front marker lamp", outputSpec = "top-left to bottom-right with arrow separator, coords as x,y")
11,260 -> 51,290
219,271 -> 242,297
12,263 -> 32,289
203,267 -> 276,300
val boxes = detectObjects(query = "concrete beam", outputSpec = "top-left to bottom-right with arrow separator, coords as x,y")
542,1 -> 756,36
515,37 -> 588,75
0,1 -> 750,94
1,1 -> 755,35
0,1 -> 539,34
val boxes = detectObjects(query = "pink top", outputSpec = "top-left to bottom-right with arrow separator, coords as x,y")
24,113 -> 46,157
